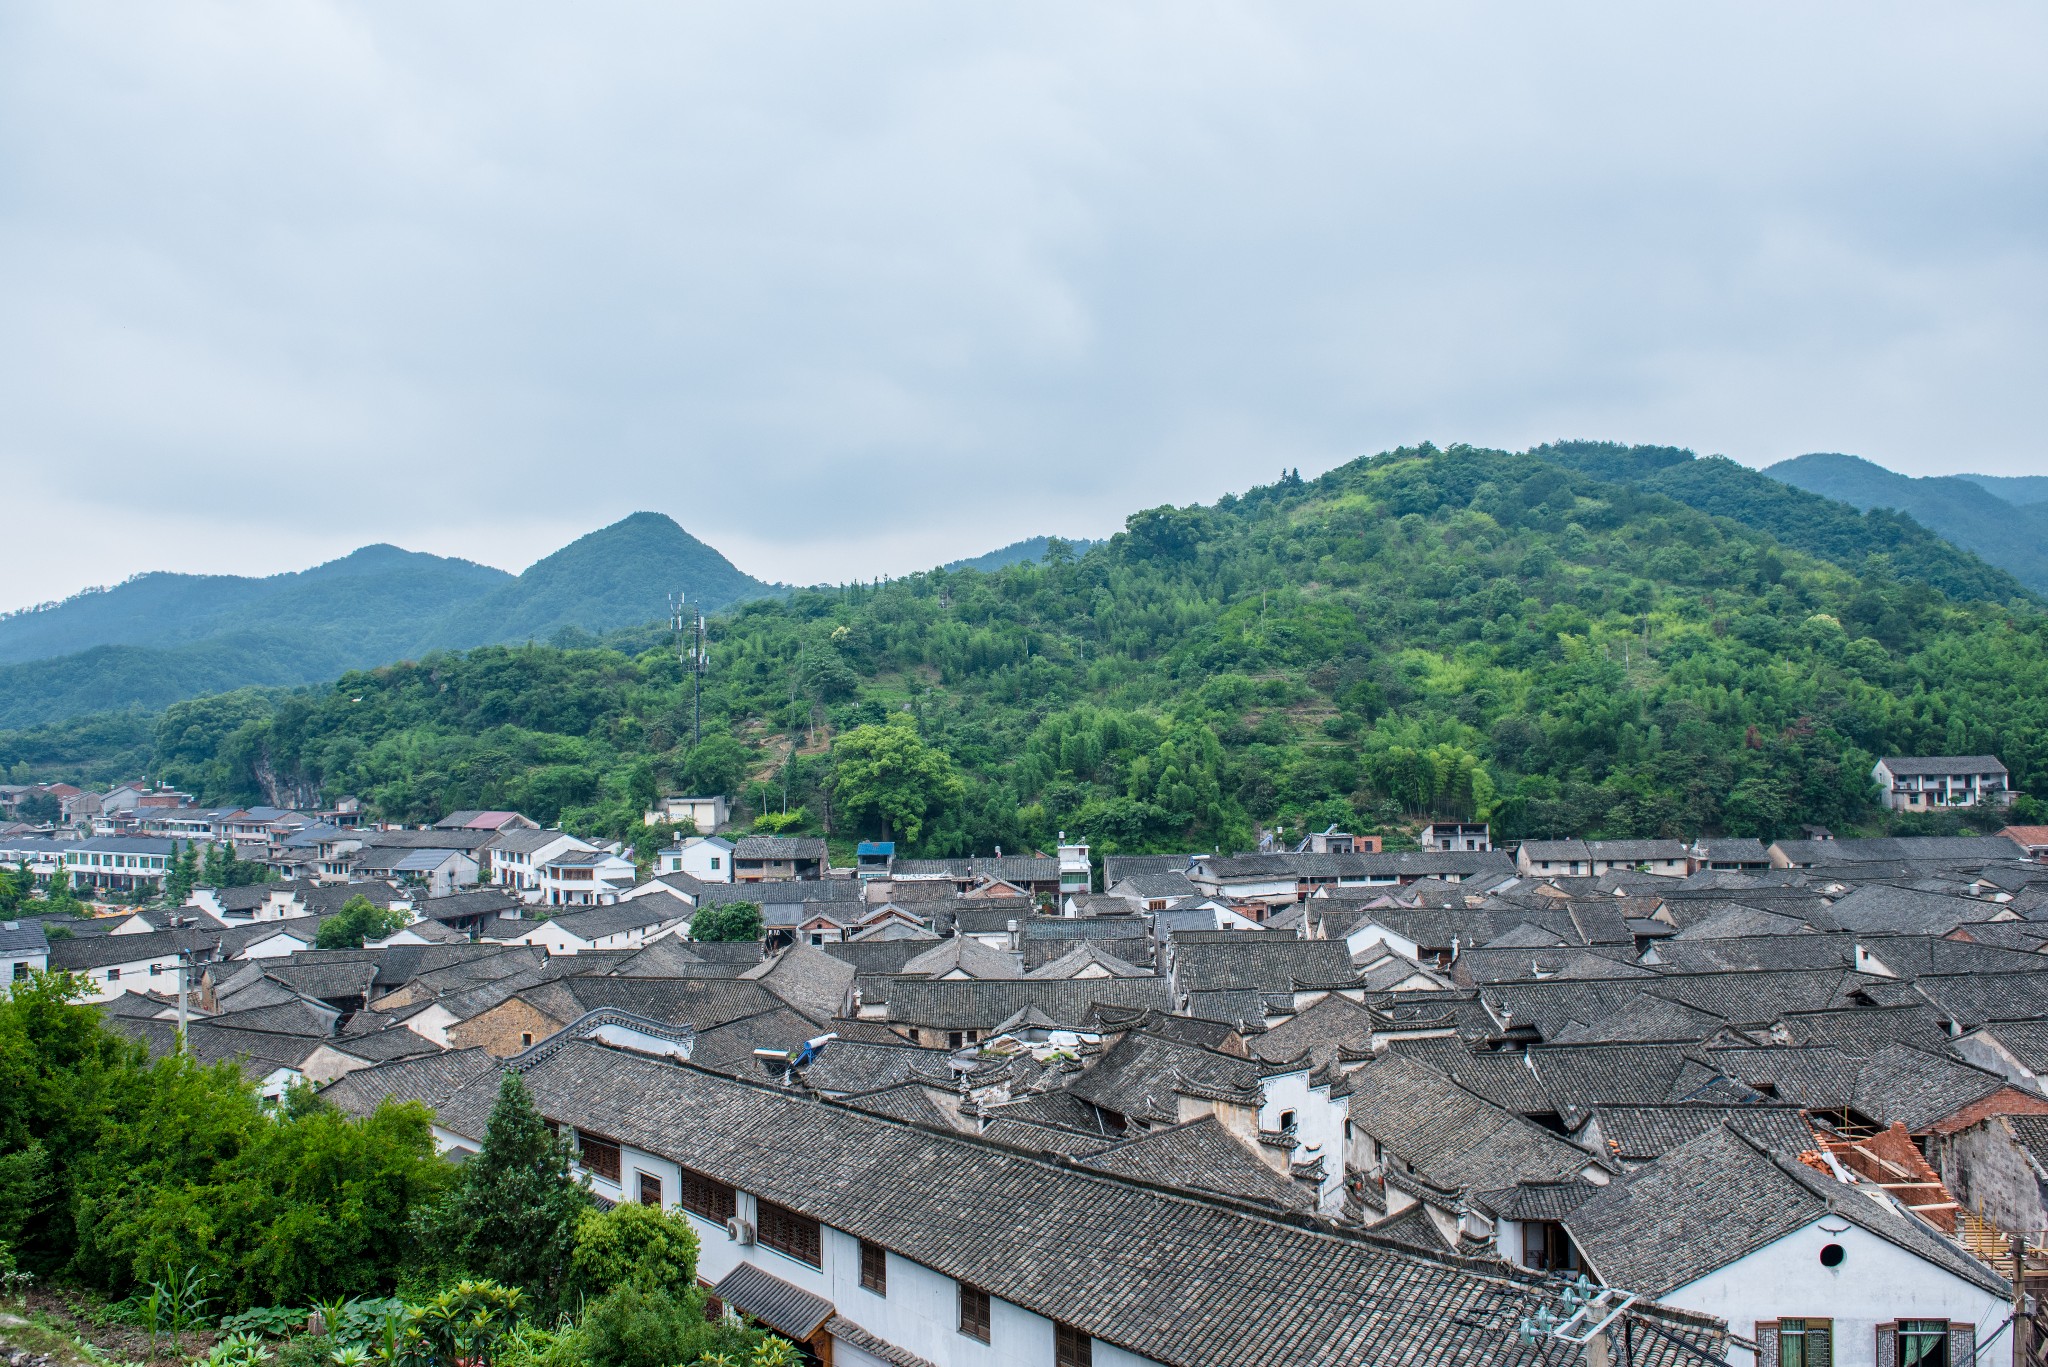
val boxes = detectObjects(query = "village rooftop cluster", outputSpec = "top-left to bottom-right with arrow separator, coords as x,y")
6,755 -> 2048,1363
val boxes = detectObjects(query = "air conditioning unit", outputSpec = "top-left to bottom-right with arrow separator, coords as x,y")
725,1217 -> 756,1246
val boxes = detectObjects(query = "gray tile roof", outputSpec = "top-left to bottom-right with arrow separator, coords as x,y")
1584,1104 -> 1817,1164
0,918 -> 50,956
1565,1125 -> 2005,1298
1078,1116 -> 1315,1211
1343,1053 -> 1602,1192
1066,1029 -> 1262,1126
410,1040 -> 1728,1367
713,1262 -> 834,1340
885,977 -> 1171,1031
1879,755 -> 2009,776
1167,932 -> 1354,997
317,1046 -> 503,1116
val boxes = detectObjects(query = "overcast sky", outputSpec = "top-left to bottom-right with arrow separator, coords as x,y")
2,3 -> 2043,610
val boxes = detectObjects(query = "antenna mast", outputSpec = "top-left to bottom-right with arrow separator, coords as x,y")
672,591 -> 707,749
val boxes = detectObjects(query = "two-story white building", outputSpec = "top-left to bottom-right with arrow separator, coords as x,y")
322,1038 -> 1734,1367
1873,755 -> 2014,811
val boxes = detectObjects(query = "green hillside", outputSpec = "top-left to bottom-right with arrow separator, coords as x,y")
0,545 -> 511,664
30,443 -> 2045,853
0,515 -> 774,729
424,512 -> 775,650
1767,453 -> 2048,596
944,536 -> 1101,573
1959,473 -> 2048,507
1533,442 -> 2034,605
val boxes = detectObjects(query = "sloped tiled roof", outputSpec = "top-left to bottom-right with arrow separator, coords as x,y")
1566,1125 -> 2005,1298
1078,1116 -> 1314,1211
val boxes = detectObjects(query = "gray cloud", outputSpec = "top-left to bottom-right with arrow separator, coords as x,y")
1,1 -> 2043,610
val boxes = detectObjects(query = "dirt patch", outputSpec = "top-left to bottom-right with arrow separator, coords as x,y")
18,1286 -> 219,1367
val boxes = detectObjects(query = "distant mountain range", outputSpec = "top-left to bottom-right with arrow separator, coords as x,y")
0,446 -> 2037,732
0,514 -> 776,729
0,515 -> 1103,729
1766,454 -> 2048,596
944,535 -> 1101,573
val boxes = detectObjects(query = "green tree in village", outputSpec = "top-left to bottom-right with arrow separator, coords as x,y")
414,1073 -> 591,1309
314,894 -> 412,949
161,841 -> 201,906
829,717 -> 966,849
203,843 -> 272,890
687,902 -> 761,943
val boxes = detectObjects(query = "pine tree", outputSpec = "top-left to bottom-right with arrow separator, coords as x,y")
415,1072 -> 590,1307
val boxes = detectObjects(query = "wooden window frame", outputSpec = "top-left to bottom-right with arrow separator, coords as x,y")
636,1171 -> 663,1206
678,1167 -> 737,1223
957,1283 -> 991,1343
576,1131 -> 622,1183
1054,1321 -> 1092,1367
1765,1317 -> 1832,1367
757,1199 -> 822,1267
858,1239 -> 887,1295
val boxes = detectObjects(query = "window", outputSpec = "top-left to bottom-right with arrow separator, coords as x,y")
106,968 -> 120,981
637,1171 -> 662,1206
1777,1319 -> 1831,1367
1899,1321 -> 1948,1367
520,1032 -> 534,1047
1520,1222 -> 1579,1272
948,1031 -> 964,1049
1278,1110 -> 1297,1132
859,1239 -> 887,1294
577,1131 -> 621,1182
1054,1322 -> 1092,1367
957,1284 -> 990,1342
757,1199 -> 821,1266
679,1167 -> 736,1221
710,857 -> 720,870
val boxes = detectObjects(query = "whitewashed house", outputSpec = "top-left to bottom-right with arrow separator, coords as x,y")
658,834 -> 735,883
1564,1126 -> 2009,1365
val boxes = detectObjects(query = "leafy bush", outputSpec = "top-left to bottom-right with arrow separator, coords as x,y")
568,1203 -> 699,1299
688,904 -> 760,943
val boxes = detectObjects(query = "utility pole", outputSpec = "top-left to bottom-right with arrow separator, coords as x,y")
671,592 -> 709,748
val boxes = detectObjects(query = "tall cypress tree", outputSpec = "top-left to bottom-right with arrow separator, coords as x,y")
415,1072 -> 590,1306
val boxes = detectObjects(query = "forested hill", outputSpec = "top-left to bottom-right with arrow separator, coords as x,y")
1533,442 -> 2036,605
16,442 -> 2045,856
1765,452 -> 2048,596
0,513 -> 775,729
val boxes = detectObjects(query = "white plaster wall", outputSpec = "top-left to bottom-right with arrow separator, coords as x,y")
649,1148 -> 1168,1367
1659,1219 -> 2011,1366
74,955 -> 187,1002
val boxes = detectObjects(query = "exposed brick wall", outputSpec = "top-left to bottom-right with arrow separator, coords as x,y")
1930,1086 -> 2048,1136
448,999 -> 566,1056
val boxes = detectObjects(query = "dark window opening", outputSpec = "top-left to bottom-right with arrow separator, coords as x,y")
637,1171 -> 662,1206
577,1131 -> 621,1182
1054,1321 -> 1092,1367
1520,1221 -> 1580,1273
520,1032 -> 534,1046
679,1168 -> 737,1223
958,1284 -> 991,1342
1818,1242 -> 1844,1267
1898,1320 -> 1948,1367
948,1031 -> 964,1049
757,1199 -> 821,1267
1777,1318 -> 1832,1367
859,1239 -> 887,1295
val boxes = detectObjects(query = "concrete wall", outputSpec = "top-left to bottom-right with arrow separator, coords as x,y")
1941,1116 -> 2048,1238
1660,1219 -> 2010,1367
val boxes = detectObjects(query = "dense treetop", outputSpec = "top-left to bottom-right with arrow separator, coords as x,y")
7,443 -> 2046,854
